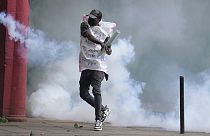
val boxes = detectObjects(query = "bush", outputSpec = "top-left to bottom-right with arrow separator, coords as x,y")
0,116 -> 8,123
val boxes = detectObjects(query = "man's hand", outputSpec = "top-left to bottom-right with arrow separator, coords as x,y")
100,42 -> 112,55
105,46 -> 112,55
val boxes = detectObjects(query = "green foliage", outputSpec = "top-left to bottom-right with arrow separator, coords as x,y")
74,123 -> 83,129
0,116 -> 8,123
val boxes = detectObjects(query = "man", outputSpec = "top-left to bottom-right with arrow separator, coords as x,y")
79,9 -> 112,131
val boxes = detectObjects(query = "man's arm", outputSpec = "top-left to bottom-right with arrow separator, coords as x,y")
81,22 -> 106,48
104,37 -> 112,55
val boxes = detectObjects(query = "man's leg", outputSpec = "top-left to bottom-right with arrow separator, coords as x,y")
91,71 -> 105,121
79,70 -> 95,107
80,70 -> 106,110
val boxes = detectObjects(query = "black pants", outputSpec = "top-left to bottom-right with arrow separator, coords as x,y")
79,69 -> 106,121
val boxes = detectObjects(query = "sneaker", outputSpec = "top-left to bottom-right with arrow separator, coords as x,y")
94,120 -> 102,131
101,105 -> 111,123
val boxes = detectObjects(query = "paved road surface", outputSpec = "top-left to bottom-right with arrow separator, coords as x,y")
0,118 -> 209,136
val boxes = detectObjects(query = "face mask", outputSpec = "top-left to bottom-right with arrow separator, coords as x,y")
88,17 -> 97,26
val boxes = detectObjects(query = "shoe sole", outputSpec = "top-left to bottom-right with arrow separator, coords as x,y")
94,128 -> 102,131
93,129 -> 102,131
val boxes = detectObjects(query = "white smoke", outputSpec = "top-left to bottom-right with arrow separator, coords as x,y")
1,11 -> 210,133
184,71 -> 210,132
0,12 -> 26,43
0,12 -> 146,123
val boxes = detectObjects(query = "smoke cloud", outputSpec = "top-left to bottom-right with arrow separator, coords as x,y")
1,0 -> 210,133
0,12 -> 146,124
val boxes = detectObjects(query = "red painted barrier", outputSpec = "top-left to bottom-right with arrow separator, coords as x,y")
0,0 -> 7,116
0,0 -> 29,121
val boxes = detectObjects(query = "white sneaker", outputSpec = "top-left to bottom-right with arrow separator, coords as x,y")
101,105 -> 111,123
94,120 -> 102,131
